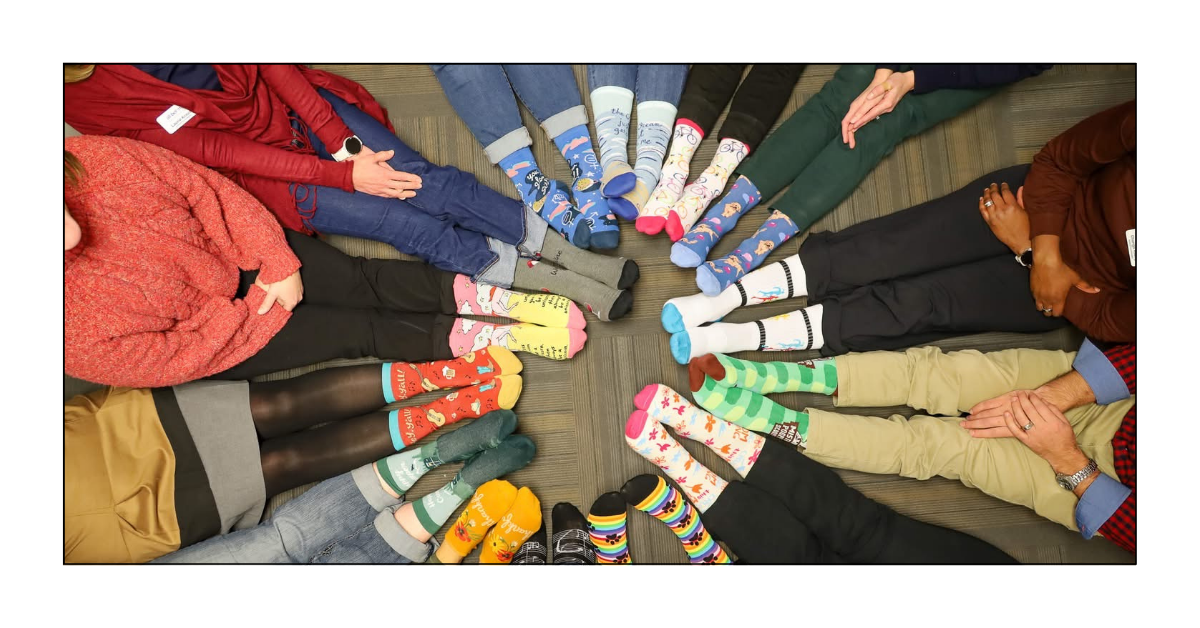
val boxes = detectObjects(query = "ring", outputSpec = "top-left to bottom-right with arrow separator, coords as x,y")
874,116 -> 881,121
984,200 -> 994,208
1041,307 -> 1053,313
1022,421 -> 1035,431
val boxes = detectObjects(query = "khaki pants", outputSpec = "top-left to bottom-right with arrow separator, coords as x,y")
805,346 -> 1133,531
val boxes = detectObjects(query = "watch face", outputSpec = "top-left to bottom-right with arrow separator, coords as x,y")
345,137 -> 363,154
1057,477 -> 1074,490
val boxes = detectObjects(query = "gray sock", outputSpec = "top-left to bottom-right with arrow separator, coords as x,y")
513,260 -> 633,322
537,230 -> 639,290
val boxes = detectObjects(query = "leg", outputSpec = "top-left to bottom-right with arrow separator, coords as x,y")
675,64 -> 747,135
703,480 -> 843,564
668,302 -> 827,364
587,64 -> 639,200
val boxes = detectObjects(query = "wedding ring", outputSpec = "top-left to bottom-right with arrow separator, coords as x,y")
1022,421 -> 1035,431
984,200 -> 994,208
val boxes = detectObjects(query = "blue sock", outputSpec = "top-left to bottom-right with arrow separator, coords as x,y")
553,126 -> 620,249
500,147 -> 590,248
670,175 -> 761,268
695,210 -> 799,296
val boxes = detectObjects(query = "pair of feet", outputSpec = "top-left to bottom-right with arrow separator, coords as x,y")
435,478 -> 542,563
587,474 -> 732,565
508,502 -> 598,564
635,133 -> 748,243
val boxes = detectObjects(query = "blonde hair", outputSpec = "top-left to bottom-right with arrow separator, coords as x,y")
64,64 -> 95,84
64,151 -> 86,188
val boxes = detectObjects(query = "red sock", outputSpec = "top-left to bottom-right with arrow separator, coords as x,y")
389,375 -> 524,449
382,347 -> 523,403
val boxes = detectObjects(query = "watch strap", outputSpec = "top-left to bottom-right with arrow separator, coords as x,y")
1058,458 -> 1098,490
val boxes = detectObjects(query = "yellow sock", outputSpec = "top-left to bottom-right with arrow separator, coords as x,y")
480,486 -> 542,564
498,324 -> 587,361
435,479 -> 517,564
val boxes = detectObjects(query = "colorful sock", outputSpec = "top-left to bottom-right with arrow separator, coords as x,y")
670,175 -> 762,268
609,180 -> 648,220
512,522 -> 548,564
624,409 -> 728,512
696,210 -> 799,296
621,475 -> 730,564
387,375 -> 522,449
665,138 -> 749,241
409,435 -> 536,537
449,318 -> 586,361
553,126 -> 620,249
587,492 -> 631,563
633,101 -> 677,194
454,274 -> 585,330
693,375 -> 809,446
668,304 -> 825,364
481,486 -> 542,563
435,479 -> 518,563
537,229 -> 640,290
637,121 -> 702,234
590,86 -> 637,199
694,353 -> 838,395
500,147 -> 590,248
513,259 -> 631,323
551,502 -> 596,564
633,384 -> 765,478
381,347 -> 522,404
375,409 -> 518,497
661,253 -> 806,333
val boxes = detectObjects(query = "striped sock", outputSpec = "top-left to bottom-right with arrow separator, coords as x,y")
693,376 -> 809,446
587,492 -> 631,563
633,383 -> 765,478
622,475 -> 731,564
699,353 -> 837,395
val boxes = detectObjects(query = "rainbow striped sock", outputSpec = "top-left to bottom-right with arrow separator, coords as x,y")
587,492 -> 631,564
623,475 -> 730,564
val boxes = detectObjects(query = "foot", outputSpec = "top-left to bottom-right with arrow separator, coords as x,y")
601,161 -> 637,198
660,287 -> 741,334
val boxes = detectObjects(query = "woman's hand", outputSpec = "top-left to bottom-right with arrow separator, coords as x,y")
255,270 -> 304,315
350,146 -> 422,200
979,182 -> 1031,255
841,68 -> 915,149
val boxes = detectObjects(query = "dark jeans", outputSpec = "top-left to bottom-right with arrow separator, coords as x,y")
676,64 -> 806,150
801,164 -> 1067,356
704,440 -> 1015,564
213,231 -> 457,380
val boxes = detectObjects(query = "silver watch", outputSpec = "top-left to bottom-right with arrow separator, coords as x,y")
1056,459 -> 1098,491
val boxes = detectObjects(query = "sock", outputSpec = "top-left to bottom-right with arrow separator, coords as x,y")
621,475 -> 730,564
587,492 -> 631,563
553,125 -> 620,249
624,409 -> 728,512
449,318 -> 586,361
375,409 -> 518,497
637,121 -> 702,234
668,304 -> 825,364
693,376 -> 809,446
610,180 -> 648,220
537,230 -> 640,290
435,479 -> 518,563
387,375 -> 522,449
551,502 -> 596,564
660,254 -> 806,333
670,175 -> 762,268
695,353 -> 838,395
696,210 -> 800,296
409,435 -> 537,537
499,147 -> 590,248
665,138 -> 749,241
633,101 -> 678,193
632,384 -> 765,479
480,486 -> 542,563
512,522 -> 548,564
513,259 -> 631,323
453,274 -> 585,330
590,86 -> 637,199
381,347 -> 522,404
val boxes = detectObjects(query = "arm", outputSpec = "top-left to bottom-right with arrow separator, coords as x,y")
256,64 -> 356,154
1064,288 -> 1137,344
901,64 -> 1052,94
1075,474 -> 1132,544
1071,339 -> 1134,404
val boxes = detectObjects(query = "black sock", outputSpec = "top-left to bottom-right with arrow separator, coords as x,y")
551,502 -> 596,564
512,522 -> 548,564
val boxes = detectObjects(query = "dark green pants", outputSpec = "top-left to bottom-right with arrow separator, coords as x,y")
737,65 -> 998,233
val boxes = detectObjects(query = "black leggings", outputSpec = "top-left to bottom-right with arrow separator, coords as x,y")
675,64 -> 806,150
704,440 -> 1015,564
213,231 -> 458,380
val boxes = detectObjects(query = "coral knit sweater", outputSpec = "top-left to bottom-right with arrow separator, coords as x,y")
64,136 -> 301,387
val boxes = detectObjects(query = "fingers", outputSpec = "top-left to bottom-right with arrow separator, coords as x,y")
967,395 -> 1008,416
257,291 -> 277,315
1016,185 -> 1024,208
374,149 -> 395,163
961,413 -> 1009,431
389,170 -> 423,184
1002,409 -> 1028,441
981,188 -> 995,217
1000,182 -> 1018,207
1023,392 -> 1058,424
1010,393 -> 1034,429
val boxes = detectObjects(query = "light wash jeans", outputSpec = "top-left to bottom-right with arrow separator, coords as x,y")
586,64 -> 688,104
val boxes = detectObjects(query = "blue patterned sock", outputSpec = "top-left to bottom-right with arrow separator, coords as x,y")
591,86 -> 637,198
553,126 -> 620,249
633,102 -> 676,193
695,210 -> 799,296
499,147 -> 590,248
670,175 -> 762,268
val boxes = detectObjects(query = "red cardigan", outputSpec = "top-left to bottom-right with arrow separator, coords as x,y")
64,64 -> 395,234
64,136 -> 300,387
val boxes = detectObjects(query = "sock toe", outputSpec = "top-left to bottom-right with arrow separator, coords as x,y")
660,302 -> 685,334
566,303 -> 587,330
695,265 -> 723,296
486,346 -> 524,376
619,474 -> 662,507
495,374 -> 523,409
633,384 -> 659,410
552,502 -> 588,532
607,196 -> 638,221
669,330 -> 693,365
636,216 -> 665,235
625,409 -> 650,439
617,259 -> 640,290
571,222 -> 593,249
589,491 -> 627,517
669,242 -> 704,268
664,212 -> 685,241
605,290 -> 633,322
601,169 -> 637,197
589,227 -> 619,250
567,328 -> 587,358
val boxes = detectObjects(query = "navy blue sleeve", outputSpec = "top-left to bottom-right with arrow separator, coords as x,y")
907,64 -> 1053,94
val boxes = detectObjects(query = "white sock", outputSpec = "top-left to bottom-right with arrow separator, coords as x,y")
679,322 -> 762,361
633,101 -> 677,190
674,303 -> 825,362
661,254 -> 807,331
639,123 -> 701,220
761,303 -> 824,351
589,86 -> 634,170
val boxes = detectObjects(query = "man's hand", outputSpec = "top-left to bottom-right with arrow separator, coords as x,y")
255,270 -> 304,315
350,146 -> 422,200
1029,234 -> 1100,317
969,391 -> 1089,472
979,182 -> 1031,255
841,69 -> 915,149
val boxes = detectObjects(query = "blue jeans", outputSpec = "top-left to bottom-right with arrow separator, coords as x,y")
298,90 -> 541,285
587,64 -> 688,104
153,466 -> 434,563
431,64 -> 589,163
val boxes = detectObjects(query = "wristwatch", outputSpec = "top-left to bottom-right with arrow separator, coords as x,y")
331,135 -> 363,162
1016,248 -> 1034,268
1056,459 -> 1098,491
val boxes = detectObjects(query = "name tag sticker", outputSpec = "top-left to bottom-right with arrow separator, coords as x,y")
156,105 -> 196,134
1126,228 -> 1135,267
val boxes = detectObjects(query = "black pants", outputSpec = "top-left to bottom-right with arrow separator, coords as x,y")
676,64 -> 806,150
704,440 -> 1015,564
213,231 -> 458,380
800,164 -> 1067,356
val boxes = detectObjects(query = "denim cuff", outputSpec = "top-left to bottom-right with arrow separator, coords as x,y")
352,463 -> 403,512
519,204 -> 548,256
484,127 -> 533,164
542,105 -> 589,139
373,507 -> 436,563
478,238 -> 517,288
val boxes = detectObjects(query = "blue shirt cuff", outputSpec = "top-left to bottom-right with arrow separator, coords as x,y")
1075,473 -> 1132,539
1073,339 -> 1130,405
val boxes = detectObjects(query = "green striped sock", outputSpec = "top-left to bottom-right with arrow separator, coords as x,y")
713,353 -> 837,395
694,376 -> 809,446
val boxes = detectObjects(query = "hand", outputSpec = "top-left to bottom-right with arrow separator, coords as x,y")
1029,234 -> 1100,317
841,69 -> 915,149
965,391 -> 1087,467
255,270 -> 304,315
350,146 -> 422,200
978,182 -> 1031,255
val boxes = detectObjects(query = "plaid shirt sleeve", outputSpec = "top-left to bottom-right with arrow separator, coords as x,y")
1091,343 -> 1135,553
1102,343 -> 1136,395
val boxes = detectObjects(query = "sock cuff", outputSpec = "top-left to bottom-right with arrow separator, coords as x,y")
589,85 -> 634,113
676,118 -> 705,139
634,477 -> 671,512
388,409 -> 404,451
544,105 -> 590,140
375,457 -> 407,497
381,362 -> 396,404
637,101 -> 678,126
486,128 -> 535,165
413,497 -> 442,535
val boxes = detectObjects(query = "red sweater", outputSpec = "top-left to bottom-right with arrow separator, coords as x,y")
64,64 -> 395,234
64,136 -> 301,387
